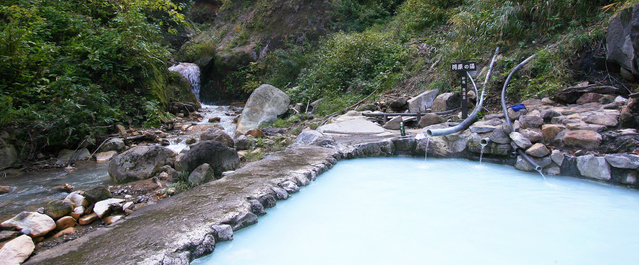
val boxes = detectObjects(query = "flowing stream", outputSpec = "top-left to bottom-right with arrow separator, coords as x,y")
193,157 -> 639,265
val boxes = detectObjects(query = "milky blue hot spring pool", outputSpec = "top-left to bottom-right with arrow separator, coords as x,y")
192,157 -> 639,265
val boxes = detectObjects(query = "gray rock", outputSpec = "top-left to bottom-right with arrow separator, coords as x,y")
583,114 -> 619,127
408,89 -> 439,113
545,165 -> 562,176
64,192 -> 89,208
514,155 -> 552,172
470,125 -> 496,134
234,135 -> 250,150
271,186 -> 290,200
188,163 -> 214,185
99,138 -> 125,153
605,154 -> 639,169
551,150 -> 565,166
279,180 -> 299,194
236,84 -> 290,134
620,171 -> 638,185
1,211 -> 56,237
606,6 -> 638,75
108,145 -> 176,183
200,128 -> 234,148
520,128 -> 543,143
0,235 -> 35,265
177,140 -> 239,176
525,143 -> 550,158
540,109 -> 561,121
56,148 -> 91,165
577,155 -> 611,180
383,116 -> 403,130
318,118 -> 385,135
519,114 -> 544,129
248,199 -> 266,216
0,144 -> 17,170
431,92 -> 461,112
82,186 -> 113,203
565,122 -> 607,132
295,130 -> 336,148
229,211 -> 258,231
508,108 -> 527,120
389,97 -> 408,111
95,151 -> 118,163
211,224 -> 233,242
509,132 -> 533,149
489,126 -> 511,144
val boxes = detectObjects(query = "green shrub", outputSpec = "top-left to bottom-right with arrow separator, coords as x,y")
330,0 -> 404,32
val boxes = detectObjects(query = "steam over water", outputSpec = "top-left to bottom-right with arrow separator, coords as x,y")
194,158 -> 639,265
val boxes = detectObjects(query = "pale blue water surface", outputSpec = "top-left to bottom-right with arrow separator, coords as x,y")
192,158 -> 639,265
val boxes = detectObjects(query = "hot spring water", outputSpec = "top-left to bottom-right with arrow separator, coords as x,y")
193,158 -> 639,265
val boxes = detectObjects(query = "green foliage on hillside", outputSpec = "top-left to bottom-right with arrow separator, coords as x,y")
0,0 -> 186,158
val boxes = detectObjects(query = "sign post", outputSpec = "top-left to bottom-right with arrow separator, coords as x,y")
450,61 -> 476,119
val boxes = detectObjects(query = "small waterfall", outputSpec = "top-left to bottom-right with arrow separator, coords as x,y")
479,143 -> 487,164
169,63 -> 201,101
415,133 -> 429,161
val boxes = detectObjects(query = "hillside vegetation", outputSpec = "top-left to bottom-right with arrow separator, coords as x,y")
2,0 -> 639,159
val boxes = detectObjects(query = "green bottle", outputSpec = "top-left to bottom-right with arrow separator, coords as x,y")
400,121 -> 406,136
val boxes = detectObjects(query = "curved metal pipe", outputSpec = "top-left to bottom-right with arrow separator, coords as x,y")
427,47 -> 500,137
501,54 -> 541,171
480,137 -> 491,146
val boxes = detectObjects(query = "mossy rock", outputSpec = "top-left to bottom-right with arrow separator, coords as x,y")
44,200 -> 73,220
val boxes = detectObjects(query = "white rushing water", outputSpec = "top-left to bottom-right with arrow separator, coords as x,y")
169,63 -> 201,101
193,158 -> 639,265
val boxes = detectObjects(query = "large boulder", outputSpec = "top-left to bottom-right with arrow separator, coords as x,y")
0,144 -> 17,170
200,127 -> 234,148
1,211 -> 56,237
99,138 -> 125,153
236,84 -> 290,135
0,235 -> 34,265
417,114 -> 443,128
56,148 -> 91,165
295,130 -> 336,148
188,163 -> 214,185
108,145 -> 176,183
577,155 -> 611,180
563,130 -> 602,150
408,89 -> 439,113
620,98 -> 639,129
177,140 -> 239,176
431,92 -> 461,112
606,5 -> 639,76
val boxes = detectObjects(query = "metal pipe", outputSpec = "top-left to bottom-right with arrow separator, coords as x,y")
427,47 -> 500,137
480,137 -> 491,146
500,54 -> 542,171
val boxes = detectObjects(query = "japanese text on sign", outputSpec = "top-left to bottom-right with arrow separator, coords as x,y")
450,62 -> 477,72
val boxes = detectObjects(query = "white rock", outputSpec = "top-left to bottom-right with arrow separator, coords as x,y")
93,198 -> 125,219
64,191 -> 89,207
509,132 -> 532,149
95,151 -> 118,163
551,150 -> 565,166
1,212 -> 56,237
0,235 -> 35,265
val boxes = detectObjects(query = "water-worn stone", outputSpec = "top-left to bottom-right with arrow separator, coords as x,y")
509,132 -> 532,149
108,145 -> 176,183
94,198 -> 125,219
605,154 -> 639,169
417,114 -> 443,128
236,84 -> 290,134
234,135 -> 249,150
408,89 -> 439,113
211,224 -> 233,242
431,92 -> 461,112
0,230 -> 18,242
200,128 -> 234,148
295,130 -> 336,148
52,227 -> 75,239
0,185 -> 11,194
95,151 -> 118,163
526,143 -> 550,158
55,216 -> 76,231
577,155 -> 611,180
551,150 -> 565,166
177,140 -> 239,176
0,235 -> 34,265
0,144 -> 17,170
1,212 -> 56,237
82,186 -> 112,203
563,130 -> 602,150
78,213 -> 98,225
103,215 -> 124,225
188,163 -> 214,185
44,200 -> 73,220
71,206 -> 84,219
383,116 -> 403,130
99,138 -> 125,153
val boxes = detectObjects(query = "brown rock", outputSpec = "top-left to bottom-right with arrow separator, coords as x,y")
519,114 -> 544,129
186,138 -> 197,145
542,124 -> 566,143
583,114 -> 619,127
576,93 -> 603,105
563,130 -> 602,150
0,185 -> 10,194
246,129 -> 265,138
55,216 -> 76,231
208,117 -> 221,123
103,215 -> 124,225
520,128 -> 543,143
78,213 -> 98,225
525,143 -> 551,158
70,206 -> 84,219
417,113 -> 443,128
52,227 -> 75,239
